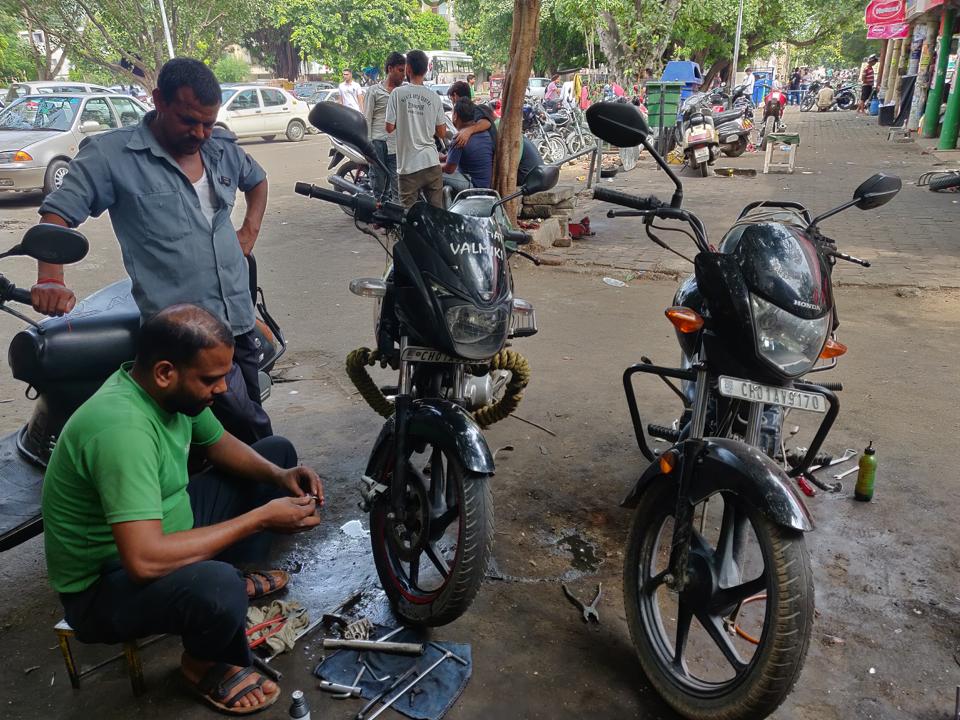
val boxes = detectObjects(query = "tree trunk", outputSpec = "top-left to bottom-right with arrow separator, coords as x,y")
493,0 -> 541,223
702,58 -> 729,89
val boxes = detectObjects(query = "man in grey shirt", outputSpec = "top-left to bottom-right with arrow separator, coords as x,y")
364,51 -> 404,202
31,58 -> 272,444
385,49 -> 447,208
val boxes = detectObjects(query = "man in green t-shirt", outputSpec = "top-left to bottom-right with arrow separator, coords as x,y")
42,304 -> 323,715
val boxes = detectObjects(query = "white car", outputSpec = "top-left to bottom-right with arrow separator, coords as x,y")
4,81 -> 113,106
217,86 -> 310,142
527,77 -> 550,100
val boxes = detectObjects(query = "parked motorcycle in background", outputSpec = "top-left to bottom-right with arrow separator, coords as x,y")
585,101 -> 901,720
758,89 -> 788,150
300,102 -> 558,626
674,93 -> 719,177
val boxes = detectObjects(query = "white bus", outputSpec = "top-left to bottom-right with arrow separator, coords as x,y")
424,51 -> 474,85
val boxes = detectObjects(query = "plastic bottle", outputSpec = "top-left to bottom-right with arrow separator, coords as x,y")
854,441 -> 877,501
289,689 -> 311,720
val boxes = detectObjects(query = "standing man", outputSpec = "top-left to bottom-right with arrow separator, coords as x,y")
466,73 -> 476,97
742,67 -> 756,104
858,55 -> 878,114
365,52 -> 405,201
32,57 -> 271,445
789,67 -> 802,105
385,49 -> 447,208
338,69 -> 364,112
42,304 -> 323,714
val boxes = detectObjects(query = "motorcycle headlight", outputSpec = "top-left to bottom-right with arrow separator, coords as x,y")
445,305 -> 509,345
750,294 -> 830,377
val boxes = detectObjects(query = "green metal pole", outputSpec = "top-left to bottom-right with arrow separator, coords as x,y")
939,31 -> 960,148
923,8 -> 955,138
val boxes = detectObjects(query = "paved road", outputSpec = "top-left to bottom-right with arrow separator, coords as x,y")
0,129 -> 958,720
550,109 -> 960,289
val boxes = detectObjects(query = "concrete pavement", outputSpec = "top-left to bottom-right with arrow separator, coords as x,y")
547,108 -> 960,289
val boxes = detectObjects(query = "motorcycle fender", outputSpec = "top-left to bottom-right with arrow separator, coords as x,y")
327,151 -> 345,170
620,437 -> 812,532
364,399 -> 495,476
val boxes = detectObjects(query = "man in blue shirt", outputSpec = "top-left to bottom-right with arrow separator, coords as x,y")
442,99 -> 494,191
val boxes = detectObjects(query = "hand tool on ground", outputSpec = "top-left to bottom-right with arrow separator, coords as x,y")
562,582 -> 602,623
364,643 -> 469,720
322,638 -> 424,655
330,659 -> 367,699
362,660 -> 391,682
265,592 -> 372,663
344,617 -> 374,640
809,448 -> 856,472
252,654 -> 281,682
319,680 -> 363,697
355,666 -> 418,720
834,465 -> 859,480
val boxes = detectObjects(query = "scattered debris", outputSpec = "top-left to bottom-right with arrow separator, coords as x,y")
896,287 -> 921,298
23,666 -> 39,675
603,277 -> 627,287
508,413 -> 557,437
340,520 -> 369,538
823,634 -> 845,646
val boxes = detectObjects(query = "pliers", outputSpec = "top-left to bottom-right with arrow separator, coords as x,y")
562,582 -> 602,623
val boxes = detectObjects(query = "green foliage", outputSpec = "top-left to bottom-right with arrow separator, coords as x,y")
0,12 -> 33,82
407,11 -> 450,51
214,54 -> 251,83
67,57 -> 123,85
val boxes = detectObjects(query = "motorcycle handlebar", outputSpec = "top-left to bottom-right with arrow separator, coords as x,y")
294,182 -> 357,209
8,287 -> 32,305
593,187 -> 664,212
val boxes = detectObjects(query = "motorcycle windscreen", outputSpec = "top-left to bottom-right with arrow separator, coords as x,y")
731,222 -> 832,320
401,202 -> 508,304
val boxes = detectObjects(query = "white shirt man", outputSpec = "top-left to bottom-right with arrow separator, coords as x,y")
338,70 -> 364,112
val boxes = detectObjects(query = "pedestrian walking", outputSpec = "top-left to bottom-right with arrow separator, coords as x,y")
858,55 -> 878,114
338,69 -> 364,112
33,57 -> 272,445
385,49 -> 447,208
364,52 -> 405,201
789,67 -> 802,105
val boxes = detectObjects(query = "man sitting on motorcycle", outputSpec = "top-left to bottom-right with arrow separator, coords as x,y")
441,98 -> 494,191
42,304 -> 323,716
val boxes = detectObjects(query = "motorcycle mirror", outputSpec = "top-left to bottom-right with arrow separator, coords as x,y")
585,101 -> 649,146
308,102 -> 386,172
2,224 -> 89,264
853,173 -> 902,210
521,165 -> 560,196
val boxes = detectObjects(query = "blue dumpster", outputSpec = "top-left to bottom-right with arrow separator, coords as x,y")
661,61 -> 704,103
751,69 -> 774,105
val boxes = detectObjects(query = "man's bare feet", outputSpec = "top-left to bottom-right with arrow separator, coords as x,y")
182,652 -> 279,713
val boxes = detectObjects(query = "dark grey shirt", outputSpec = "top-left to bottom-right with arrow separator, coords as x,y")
39,111 -> 267,335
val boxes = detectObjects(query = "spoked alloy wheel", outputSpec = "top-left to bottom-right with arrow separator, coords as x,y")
370,440 -> 493,626
800,96 -> 815,112
624,479 -> 813,720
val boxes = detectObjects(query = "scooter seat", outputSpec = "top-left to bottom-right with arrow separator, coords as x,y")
713,108 -> 745,125
8,279 -> 140,387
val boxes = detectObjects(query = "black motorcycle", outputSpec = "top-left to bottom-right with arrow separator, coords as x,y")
0,226 -> 286,552
299,102 -> 558,626
800,80 -> 824,112
585,101 -> 900,720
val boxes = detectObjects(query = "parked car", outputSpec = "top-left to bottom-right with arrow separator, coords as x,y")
307,88 -> 338,106
293,81 -> 335,99
4,81 -> 113,106
425,84 -> 454,112
527,77 -> 550,100
0,93 -> 149,195
218,85 -> 310,142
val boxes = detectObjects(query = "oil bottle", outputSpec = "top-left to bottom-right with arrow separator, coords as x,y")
854,441 -> 877,501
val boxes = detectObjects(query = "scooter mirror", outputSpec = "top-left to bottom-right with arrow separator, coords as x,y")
521,165 -> 560,196
15,224 -> 89,264
853,173 -> 901,210
309,102 -> 381,169
585,102 -> 649,147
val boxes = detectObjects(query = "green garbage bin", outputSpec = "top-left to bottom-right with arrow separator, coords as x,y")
645,81 -> 684,153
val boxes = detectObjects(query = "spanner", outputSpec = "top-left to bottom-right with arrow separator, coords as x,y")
562,583 -> 602,623
809,448 -> 856,473
834,465 -> 859,480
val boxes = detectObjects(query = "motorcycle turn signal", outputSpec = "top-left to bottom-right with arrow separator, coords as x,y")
665,306 -> 704,334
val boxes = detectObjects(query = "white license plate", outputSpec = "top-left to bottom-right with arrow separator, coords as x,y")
718,376 -> 827,413
694,147 -> 709,161
0,178 -> 13,187
402,346 -> 461,364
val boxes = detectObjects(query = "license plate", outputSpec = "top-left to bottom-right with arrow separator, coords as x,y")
401,346 -> 461,364
0,178 -> 13,187
718,376 -> 827,413
694,148 -> 709,161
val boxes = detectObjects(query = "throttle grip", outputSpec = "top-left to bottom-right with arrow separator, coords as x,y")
592,187 -> 664,211
9,287 -> 32,305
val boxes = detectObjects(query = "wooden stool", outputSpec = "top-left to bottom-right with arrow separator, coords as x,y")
55,619 -> 153,695
763,133 -> 800,174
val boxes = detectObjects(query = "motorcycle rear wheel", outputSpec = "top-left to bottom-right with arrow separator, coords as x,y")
623,478 -> 813,720
800,96 -> 815,112
369,440 -> 493,626
722,137 -> 748,157
541,133 -> 568,164
760,116 -> 776,151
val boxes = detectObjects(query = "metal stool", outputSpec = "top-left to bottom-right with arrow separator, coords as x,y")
55,619 -> 163,695
763,133 -> 800,174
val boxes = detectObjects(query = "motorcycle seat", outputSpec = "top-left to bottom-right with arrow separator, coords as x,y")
9,279 -> 140,387
712,108 -> 744,125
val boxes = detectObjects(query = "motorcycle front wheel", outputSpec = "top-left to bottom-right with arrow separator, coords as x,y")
542,133 -> 568,164
800,96 -> 815,112
623,478 -> 813,720
369,439 -> 493,626
335,161 -> 369,217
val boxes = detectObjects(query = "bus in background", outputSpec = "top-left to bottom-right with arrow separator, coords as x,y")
424,51 -> 474,85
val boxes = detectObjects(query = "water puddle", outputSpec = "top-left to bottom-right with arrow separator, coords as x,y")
556,532 -> 601,572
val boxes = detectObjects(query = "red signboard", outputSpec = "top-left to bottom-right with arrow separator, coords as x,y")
867,22 -> 911,39
865,0 -> 906,25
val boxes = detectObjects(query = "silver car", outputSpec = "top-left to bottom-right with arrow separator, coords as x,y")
0,93 -> 149,195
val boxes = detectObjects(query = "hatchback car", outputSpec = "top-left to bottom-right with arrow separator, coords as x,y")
4,81 -> 113,106
527,77 -> 550,100
293,81 -> 335,99
306,88 -> 338,106
0,93 -> 148,195
218,86 -> 310,141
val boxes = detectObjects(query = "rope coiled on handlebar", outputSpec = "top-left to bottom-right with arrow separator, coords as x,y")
344,346 -> 531,428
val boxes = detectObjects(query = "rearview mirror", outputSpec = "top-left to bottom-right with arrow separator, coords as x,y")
853,173 -> 901,210
16,224 -> 89,264
308,102 -> 380,167
585,102 -> 649,147
521,165 -> 560,196
79,120 -> 101,133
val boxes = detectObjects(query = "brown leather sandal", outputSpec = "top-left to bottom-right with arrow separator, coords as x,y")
243,570 -> 289,600
191,662 -> 280,715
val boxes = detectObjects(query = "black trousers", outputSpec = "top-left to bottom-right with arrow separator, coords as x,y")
59,436 -> 296,668
212,329 -> 274,445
